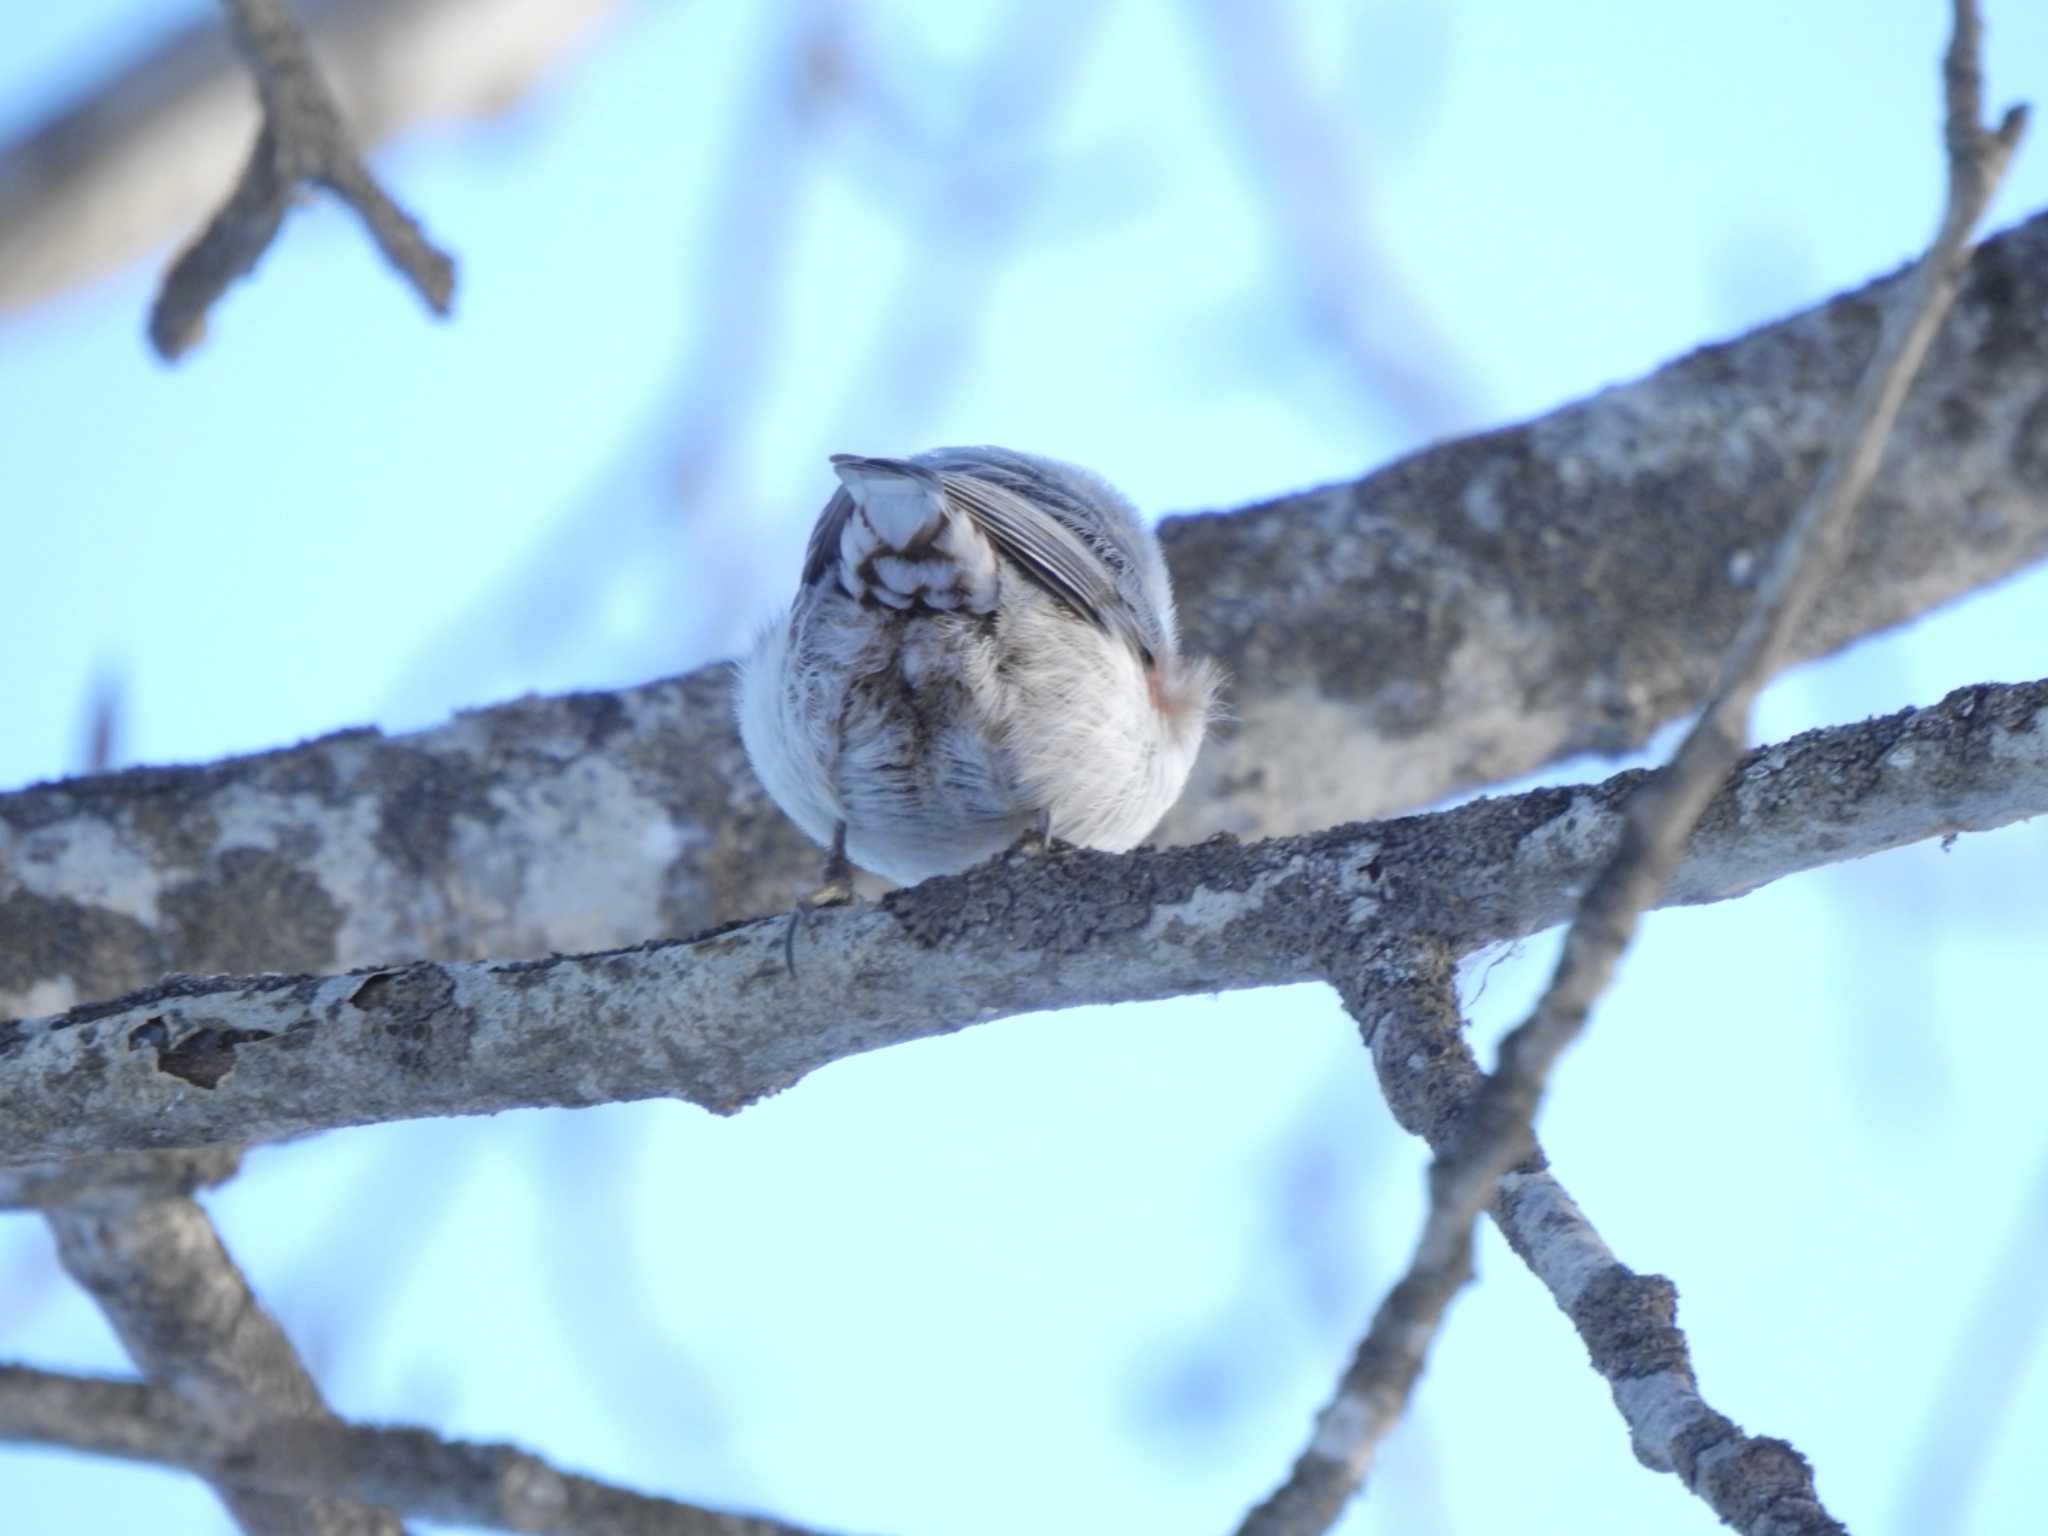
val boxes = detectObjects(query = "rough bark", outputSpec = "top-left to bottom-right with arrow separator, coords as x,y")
8,212 -> 2048,1017
3,678 -> 2039,1164
149,0 -> 457,362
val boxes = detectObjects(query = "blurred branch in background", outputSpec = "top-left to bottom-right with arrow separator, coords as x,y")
376,1 -> 844,726
533,1116 -> 748,1502
0,1363 -> 829,1536
270,1122 -> 477,1412
825,0 -> 1110,436
150,0 -> 456,361
0,0 -> 618,317
1898,1134 -> 2048,1536
46,1169 -> 406,1535
1193,0 -> 1476,443
378,1 -> 1111,727
76,668 -> 123,778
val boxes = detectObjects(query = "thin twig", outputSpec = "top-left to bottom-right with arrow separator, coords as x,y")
829,0 -> 1111,434
381,0 -> 837,715
1237,5 -> 2026,1529
148,0 -> 456,361
1195,0 -> 1474,439
0,1363 -> 841,1536
1241,948 -> 1847,1535
1379,947 -> 1840,1531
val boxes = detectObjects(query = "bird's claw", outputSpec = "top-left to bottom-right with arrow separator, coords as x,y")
784,823 -> 857,976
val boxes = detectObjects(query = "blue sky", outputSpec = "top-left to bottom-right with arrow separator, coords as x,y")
4,4 -> 2047,1533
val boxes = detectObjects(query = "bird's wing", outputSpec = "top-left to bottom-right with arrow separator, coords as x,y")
802,452 -> 1155,665
939,468 -> 1156,665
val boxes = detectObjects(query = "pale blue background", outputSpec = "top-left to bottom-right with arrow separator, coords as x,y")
3,3 -> 2047,1533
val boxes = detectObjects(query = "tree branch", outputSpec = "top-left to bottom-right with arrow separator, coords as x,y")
148,0 -> 457,361
1896,1132 -> 2048,1534
1241,948 -> 1847,1536
0,1363 -> 840,1536
0,1146 -> 242,1210
1238,8 -> 2025,1523
0,0 -> 618,316
1194,0 -> 1475,438
9,207 -> 2048,1007
2,677 -> 2040,1165
1338,944 -> 1840,1533
48,1189 -> 407,1535
4,1143 -> 272,1527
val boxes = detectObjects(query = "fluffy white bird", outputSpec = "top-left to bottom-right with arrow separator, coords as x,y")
737,446 -> 1221,897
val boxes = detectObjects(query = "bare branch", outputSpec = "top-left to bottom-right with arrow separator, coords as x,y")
1492,1181 -> 1841,1532
1348,947 -> 1839,1533
1194,0 -> 1475,438
1233,951 -> 1481,1535
1240,948 -> 1844,1533
7,206 -> 2048,1008
2,677 -> 2041,1164
1447,0 -> 2029,1272
49,1190 -> 406,1535
0,1147 -> 242,1209
1237,9 -> 2024,1524
0,1363 -> 842,1536
0,0 -> 617,315
148,0 -> 457,361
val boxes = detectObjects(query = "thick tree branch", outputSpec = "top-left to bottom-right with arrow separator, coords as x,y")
2,678 -> 2040,1165
147,0 -> 457,360
1240,13 -> 2024,1524
0,1364 -> 838,1536
9,209 -> 2048,1007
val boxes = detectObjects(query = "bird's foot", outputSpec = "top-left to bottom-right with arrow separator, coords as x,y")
1010,809 -> 1075,859
784,823 -> 857,975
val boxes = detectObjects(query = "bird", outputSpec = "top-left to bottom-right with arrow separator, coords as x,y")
736,446 -> 1221,906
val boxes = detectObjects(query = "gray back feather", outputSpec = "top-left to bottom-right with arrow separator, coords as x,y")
801,446 -> 1178,665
